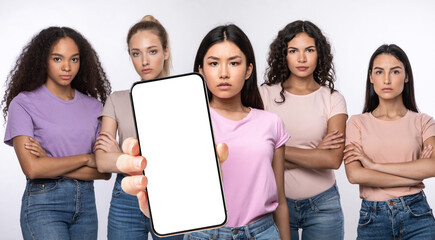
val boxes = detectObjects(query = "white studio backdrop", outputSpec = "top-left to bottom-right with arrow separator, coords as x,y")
1,0 -> 434,239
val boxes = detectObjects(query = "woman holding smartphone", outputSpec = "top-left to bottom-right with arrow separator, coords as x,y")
2,26 -> 111,240
344,44 -> 435,239
94,15 -> 182,240
179,24 -> 290,240
260,20 -> 346,240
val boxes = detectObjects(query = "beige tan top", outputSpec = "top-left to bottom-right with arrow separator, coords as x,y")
346,111 -> 435,201
260,84 -> 347,200
99,90 -> 137,148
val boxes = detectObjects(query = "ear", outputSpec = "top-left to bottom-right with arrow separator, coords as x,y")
404,75 -> 409,83
198,65 -> 204,76
245,63 -> 253,80
163,46 -> 170,60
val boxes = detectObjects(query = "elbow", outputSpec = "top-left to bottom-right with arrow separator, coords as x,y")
95,153 -> 110,173
103,173 -> 112,180
331,160 -> 342,170
345,171 -> 361,185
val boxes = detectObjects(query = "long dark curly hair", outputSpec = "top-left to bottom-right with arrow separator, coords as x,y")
2,26 -> 111,120
263,20 -> 335,103
194,24 -> 263,110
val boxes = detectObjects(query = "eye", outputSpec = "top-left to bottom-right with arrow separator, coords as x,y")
149,50 -> 157,55
71,57 -> 79,63
208,62 -> 218,66
306,48 -> 315,53
374,70 -> 383,75
288,49 -> 296,54
230,61 -> 240,66
392,70 -> 401,74
53,57 -> 61,62
131,52 -> 140,57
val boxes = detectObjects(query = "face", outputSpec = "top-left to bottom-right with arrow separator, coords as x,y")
286,32 -> 318,79
129,30 -> 169,81
199,41 -> 253,102
46,37 -> 80,87
370,54 -> 408,101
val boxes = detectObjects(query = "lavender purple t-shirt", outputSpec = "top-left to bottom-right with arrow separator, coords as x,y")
210,107 -> 289,227
4,85 -> 102,158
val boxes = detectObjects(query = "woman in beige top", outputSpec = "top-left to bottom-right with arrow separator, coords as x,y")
94,15 -> 182,240
344,44 -> 435,239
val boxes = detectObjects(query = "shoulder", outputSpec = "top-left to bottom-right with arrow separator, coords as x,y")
259,84 -> 281,94
108,90 -> 130,103
411,111 -> 434,124
348,113 -> 370,125
9,88 -> 42,108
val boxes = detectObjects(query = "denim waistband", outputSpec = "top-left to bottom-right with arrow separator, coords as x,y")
287,182 -> 339,205
361,191 -> 426,211
202,214 -> 275,239
27,178 -> 94,184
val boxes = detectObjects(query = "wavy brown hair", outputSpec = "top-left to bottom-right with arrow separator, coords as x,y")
263,20 -> 335,103
2,26 -> 111,120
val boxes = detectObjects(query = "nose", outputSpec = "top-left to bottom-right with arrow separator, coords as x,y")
298,52 -> 306,63
384,74 -> 391,85
142,54 -> 149,66
219,64 -> 229,79
62,61 -> 71,72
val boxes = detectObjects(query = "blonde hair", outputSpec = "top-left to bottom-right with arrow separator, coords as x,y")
127,15 -> 171,77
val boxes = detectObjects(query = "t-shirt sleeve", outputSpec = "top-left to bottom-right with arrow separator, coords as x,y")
421,113 -> 435,142
4,96 -> 34,146
345,115 -> 361,146
258,85 -> 269,110
329,91 -> 348,119
275,116 -> 290,149
99,94 -> 116,121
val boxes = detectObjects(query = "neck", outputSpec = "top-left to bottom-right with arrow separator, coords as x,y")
210,95 -> 250,121
45,81 -> 75,101
283,75 -> 319,94
372,97 -> 408,120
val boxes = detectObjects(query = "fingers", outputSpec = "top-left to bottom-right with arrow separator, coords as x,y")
137,191 -> 150,217
98,131 -> 117,141
344,156 -> 360,165
121,175 -> 148,195
216,143 -> 228,164
122,138 -> 140,156
421,145 -> 433,159
116,154 -> 146,175
323,130 -> 343,141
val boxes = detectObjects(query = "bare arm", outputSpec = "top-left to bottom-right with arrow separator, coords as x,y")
362,137 -> 435,180
95,116 -> 123,173
272,146 -> 291,240
13,136 -> 94,179
285,114 -> 347,170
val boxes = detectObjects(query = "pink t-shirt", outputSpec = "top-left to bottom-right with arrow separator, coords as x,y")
346,111 -> 435,201
259,85 -> 347,200
210,107 -> 289,227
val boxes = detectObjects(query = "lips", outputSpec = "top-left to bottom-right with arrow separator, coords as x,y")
382,88 -> 393,92
217,82 -> 231,90
60,75 -> 72,80
142,69 -> 152,74
296,66 -> 308,71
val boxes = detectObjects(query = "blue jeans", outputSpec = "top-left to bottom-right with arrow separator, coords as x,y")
108,174 -> 183,240
357,191 -> 435,240
20,178 -> 98,240
287,183 -> 344,240
183,214 -> 280,240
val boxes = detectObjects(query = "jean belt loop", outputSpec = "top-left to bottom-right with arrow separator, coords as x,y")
399,196 -> 408,211
421,190 -> 426,198
244,224 -> 253,240
372,201 -> 377,216
309,197 -> 315,211
212,228 -> 218,239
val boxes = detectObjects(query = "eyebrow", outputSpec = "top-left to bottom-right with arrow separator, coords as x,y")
288,45 -> 316,49
51,53 -> 80,57
130,46 -> 158,51
373,66 -> 403,70
207,55 -> 242,60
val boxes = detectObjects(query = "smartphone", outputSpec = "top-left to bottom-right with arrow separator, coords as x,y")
130,73 -> 227,236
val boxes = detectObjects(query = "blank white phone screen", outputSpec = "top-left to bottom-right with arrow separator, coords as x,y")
130,73 -> 227,236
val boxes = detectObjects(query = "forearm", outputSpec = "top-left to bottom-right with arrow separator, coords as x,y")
345,162 -> 421,187
372,158 -> 435,180
95,150 -> 123,173
273,202 -> 291,240
285,146 -> 342,169
284,160 -> 298,169
63,166 -> 111,181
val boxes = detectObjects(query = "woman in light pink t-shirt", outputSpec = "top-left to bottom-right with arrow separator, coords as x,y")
344,44 -> 435,239
260,20 -> 346,240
